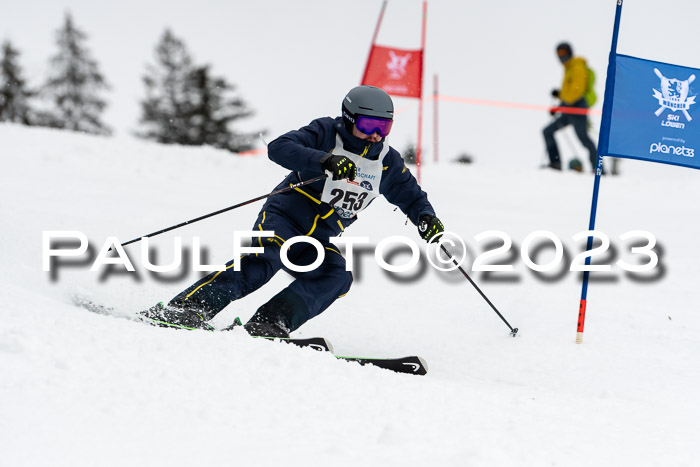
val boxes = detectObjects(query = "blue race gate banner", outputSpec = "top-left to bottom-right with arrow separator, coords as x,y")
577,0 -> 700,344
603,54 -> 700,169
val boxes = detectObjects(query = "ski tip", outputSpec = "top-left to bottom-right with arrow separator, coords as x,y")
418,356 -> 429,374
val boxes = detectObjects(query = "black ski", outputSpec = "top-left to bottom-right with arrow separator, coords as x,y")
337,355 -> 428,375
255,336 -> 334,353
221,318 -> 333,352
73,295 -> 427,375
242,333 -> 427,375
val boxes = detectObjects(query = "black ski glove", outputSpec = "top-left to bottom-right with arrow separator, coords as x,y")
551,89 -> 560,98
322,154 -> 357,181
418,214 -> 444,243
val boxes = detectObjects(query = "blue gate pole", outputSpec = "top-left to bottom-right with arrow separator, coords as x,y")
577,0 -> 624,344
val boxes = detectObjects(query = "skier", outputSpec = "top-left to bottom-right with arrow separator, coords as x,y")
140,85 -> 444,337
543,42 -> 602,173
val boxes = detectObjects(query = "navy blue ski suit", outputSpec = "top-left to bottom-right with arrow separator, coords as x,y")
169,116 -> 436,331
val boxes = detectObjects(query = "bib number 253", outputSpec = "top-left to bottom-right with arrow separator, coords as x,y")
329,188 -> 368,211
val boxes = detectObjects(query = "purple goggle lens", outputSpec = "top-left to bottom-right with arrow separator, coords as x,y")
355,115 -> 393,138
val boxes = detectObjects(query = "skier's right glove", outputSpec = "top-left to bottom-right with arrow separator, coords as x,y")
418,214 -> 444,243
322,154 -> 357,181
551,89 -> 560,98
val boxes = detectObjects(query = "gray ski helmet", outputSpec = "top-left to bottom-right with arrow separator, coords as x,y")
342,85 -> 394,133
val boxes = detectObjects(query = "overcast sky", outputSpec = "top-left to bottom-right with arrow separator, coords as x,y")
3,0 -> 700,166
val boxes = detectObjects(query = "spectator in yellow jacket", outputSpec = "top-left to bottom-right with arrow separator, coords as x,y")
543,42 -> 602,173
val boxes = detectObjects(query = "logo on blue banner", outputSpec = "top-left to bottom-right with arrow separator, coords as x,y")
605,54 -> 700,169
652,68 -> 696,122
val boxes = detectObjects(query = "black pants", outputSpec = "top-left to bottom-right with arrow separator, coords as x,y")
543,100 -> 600,172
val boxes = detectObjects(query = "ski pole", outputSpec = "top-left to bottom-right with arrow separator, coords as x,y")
440,244 -> 519,337
118,174 -> 329,248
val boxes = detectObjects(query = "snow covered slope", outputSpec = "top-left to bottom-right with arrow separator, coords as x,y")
1,123 -> 699,466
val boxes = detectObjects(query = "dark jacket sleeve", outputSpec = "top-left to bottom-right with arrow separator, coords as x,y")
267,118 -> 335,173
379,148 -> 435,225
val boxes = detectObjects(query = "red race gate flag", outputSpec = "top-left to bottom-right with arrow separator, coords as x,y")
361,45 -> 423,98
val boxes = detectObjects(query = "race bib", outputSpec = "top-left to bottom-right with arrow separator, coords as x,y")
320,134 -> 388,218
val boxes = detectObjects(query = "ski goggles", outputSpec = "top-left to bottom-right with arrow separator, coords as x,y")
355,115 -> 393,138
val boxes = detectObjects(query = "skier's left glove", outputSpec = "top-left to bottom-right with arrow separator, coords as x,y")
418,214 -> 444,243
